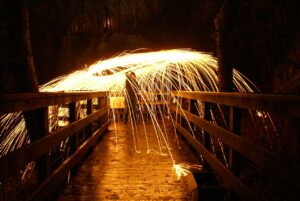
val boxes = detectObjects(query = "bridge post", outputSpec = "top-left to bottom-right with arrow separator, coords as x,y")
68,101 -> 79,176
229,107 -> 241,173
68,102 -> 78,154
215,0 -> 241,178
23,107 -> 50,182
86,99 -> 93,138
98,96 -> 108,125
181,98 -> 190,128
203,102 -> 212,170
97,97 -> 102,125
104,95 -> 109,123
189,99 -> 198,132
177,97 -> 183,126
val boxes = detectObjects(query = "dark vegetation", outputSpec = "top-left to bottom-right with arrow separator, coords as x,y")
1,0 -> 299,90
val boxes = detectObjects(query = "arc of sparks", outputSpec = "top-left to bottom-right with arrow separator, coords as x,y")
1,49 -> 276,179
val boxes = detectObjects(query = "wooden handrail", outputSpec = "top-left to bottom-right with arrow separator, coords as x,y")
0,107 -> 108,180
1,90 -> 299,200
170,105 -> 300,182
176,124 -> 259,201
171,91 -> 300,200
27,120 -> 111,201
0,91 -> 108,201
0,91 -> 107,114
171,91 -> 300,116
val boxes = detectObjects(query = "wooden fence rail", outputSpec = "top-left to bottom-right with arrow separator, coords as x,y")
170,91 -> 300,201
0,91 -> 110,201
1,91 -> 299,201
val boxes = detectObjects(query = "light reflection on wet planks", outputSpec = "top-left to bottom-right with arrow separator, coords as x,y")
55,120 -> 201,200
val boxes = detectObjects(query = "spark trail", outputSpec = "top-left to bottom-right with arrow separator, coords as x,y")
0,49 -> 274,179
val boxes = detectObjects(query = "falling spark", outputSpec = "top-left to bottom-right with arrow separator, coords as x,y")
173,163 -> 203,180
0,49 -> 277,180
173,164 -> 190,179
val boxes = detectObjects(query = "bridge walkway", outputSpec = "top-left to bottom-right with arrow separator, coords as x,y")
55,120 -> 201,200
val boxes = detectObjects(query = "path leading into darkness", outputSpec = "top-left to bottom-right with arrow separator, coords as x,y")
55,120 -> 201,200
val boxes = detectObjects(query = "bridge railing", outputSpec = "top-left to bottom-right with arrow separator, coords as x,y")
0,91 -> 110,201
170,91 -> 300,201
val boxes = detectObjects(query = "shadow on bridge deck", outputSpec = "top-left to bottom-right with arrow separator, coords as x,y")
54,120 -> 201,200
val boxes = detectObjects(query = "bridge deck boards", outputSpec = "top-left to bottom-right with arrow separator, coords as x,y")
54,120 -> 201,200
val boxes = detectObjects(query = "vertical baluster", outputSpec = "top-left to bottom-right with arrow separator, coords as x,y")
229,106 -> 241,173
227,106 -> 241,200
203,102 -> 212,170
23,107 -> 49,182
179,96 -> 183,126
68,102 -> 77,154
68,101 -> 78,176
189,99 -> 198,132
104,95 -> 109,122
86,99 -> 93,138
97,97 -> 103,126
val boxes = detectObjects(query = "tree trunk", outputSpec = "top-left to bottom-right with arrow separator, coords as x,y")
5,0 -> 49,181
215,2 -> 242,200
7,0 -> 39,93
215,0 -> 241,92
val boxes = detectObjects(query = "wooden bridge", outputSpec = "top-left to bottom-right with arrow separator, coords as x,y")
0,91 -> 299,201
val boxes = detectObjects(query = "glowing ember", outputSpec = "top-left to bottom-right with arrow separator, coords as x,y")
173,164 -> 190,179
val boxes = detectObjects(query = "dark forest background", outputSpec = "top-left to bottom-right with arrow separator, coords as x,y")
0,0 -> 299,93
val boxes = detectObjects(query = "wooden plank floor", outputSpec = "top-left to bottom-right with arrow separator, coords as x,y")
54,120 -> 201,200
